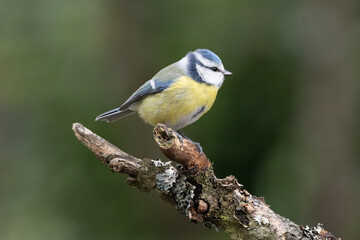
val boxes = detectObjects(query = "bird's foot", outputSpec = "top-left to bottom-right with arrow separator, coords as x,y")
193,141 -> 203,154
177,130 -> 203,154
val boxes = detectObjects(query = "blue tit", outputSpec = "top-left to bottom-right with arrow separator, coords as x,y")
95,49 -> 232,151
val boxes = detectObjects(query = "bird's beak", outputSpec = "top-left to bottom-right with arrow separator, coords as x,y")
224,70 -> 232,76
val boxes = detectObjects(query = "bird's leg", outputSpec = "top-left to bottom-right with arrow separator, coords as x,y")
177,130 -> 203,154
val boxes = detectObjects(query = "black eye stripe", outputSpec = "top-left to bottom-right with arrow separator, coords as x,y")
205,66 -> 220,72
191,53 -> 220,72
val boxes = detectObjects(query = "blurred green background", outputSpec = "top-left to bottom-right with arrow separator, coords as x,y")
1,0 -> 359,239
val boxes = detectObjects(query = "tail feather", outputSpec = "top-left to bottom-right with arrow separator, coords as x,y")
95,108 -> 135,122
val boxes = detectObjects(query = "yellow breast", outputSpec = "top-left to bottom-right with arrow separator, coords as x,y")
134,76 -> 219,130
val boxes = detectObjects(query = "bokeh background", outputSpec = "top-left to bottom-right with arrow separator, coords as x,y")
1,0 -> 359,239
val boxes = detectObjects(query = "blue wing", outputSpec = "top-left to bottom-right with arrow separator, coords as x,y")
95,79 -> 173,122
96,62 -> 185,122
119,79 -> 173,110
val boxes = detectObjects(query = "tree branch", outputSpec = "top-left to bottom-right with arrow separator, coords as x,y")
72,123 -> 339,240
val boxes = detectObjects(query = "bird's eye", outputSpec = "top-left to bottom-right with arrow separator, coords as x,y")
211,67 -> 219,72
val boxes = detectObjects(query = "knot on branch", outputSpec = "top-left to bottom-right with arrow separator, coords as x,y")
153,123 -> 211,173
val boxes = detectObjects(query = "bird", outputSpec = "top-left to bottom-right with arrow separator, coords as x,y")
95,49 -> 232,152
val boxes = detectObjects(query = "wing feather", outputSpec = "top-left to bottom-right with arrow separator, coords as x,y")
119,79 -> 173,110
96,62 -> 186,122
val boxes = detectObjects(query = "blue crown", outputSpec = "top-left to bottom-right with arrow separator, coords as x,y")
195,49 -> 222,64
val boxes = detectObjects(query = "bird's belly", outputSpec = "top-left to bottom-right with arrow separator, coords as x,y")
135,76 -> 218,130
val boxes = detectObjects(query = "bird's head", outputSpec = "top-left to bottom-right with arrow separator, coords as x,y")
178,49 -> 232,87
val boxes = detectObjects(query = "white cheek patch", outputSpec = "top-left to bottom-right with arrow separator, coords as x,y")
196,64 -> 224,87
196,64 -> 206,79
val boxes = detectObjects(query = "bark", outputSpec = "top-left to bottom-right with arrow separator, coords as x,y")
72,122 -> 339,240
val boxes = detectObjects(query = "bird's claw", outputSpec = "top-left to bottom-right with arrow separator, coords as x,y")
193,141 -> 203,154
